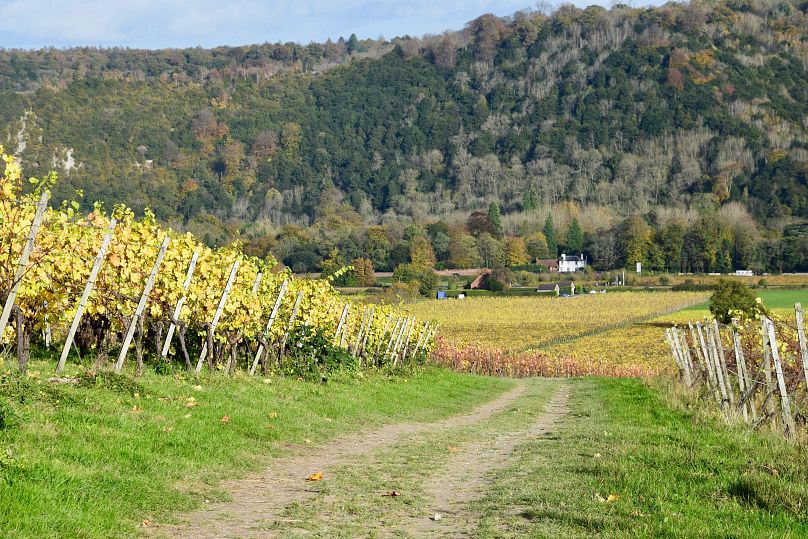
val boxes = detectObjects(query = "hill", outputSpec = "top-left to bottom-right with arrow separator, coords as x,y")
2,1 -> 808,272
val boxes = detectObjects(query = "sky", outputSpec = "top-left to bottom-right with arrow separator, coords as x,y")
0,0 -> 668,50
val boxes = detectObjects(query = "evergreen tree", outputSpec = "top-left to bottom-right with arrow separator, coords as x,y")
543,215 -> 557,257
488,201 -> 503,239
566,218 -> 583,254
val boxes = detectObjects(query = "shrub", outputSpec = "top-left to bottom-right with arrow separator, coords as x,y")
393,263 -> 437,296
709,279 -> 763,323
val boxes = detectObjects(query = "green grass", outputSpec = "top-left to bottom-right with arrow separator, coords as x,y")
475,378 -> 808,537
0,361 -> 512,538
755,289 -> 808,309
683,288 -> 808,313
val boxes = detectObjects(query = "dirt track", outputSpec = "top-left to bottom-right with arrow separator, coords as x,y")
151,381 -> 568,538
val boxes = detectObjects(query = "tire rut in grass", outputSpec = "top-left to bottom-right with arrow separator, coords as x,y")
395,384 -> 570,538
150,382 -> 527,539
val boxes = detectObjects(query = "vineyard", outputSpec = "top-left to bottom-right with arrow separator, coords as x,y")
667,305 -> 808,439
410,292 -> 707,378
0,148 -> 433,377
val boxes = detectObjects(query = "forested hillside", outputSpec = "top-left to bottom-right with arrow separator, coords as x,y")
2,0 -> 808,273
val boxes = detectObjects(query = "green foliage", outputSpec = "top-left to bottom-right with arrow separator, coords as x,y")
1,0 -> 807,275
488,201 -> 503,239
544,215 -> 557,258
709,279 -> 762,323
392,263 -> 438,296
281,327 -> 357,380
566,218 -> 583,254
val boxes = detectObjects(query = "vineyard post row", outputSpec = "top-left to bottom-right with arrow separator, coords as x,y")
1,196 -> 434,377
666,303 -> 808,440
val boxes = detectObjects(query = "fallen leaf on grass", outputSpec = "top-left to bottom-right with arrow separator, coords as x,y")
447,445 -> 459,453
142,519 -> 151,527
594,453 -> 602,458
220,415 -> 230,423
306,472 -> 323,482
268,411 -> 278,419
162,426 -> 174,433
131,405 -> 143,414
607,494 -> 619,503
304,438 -> 313,445
595,493 -> 606,503
430,513 -> 442,521
382,490 -> 401,497
192,385 -> 203,391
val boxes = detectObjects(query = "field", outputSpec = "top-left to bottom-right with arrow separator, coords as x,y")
406,292 -> 706,351
409,289 -> 808,377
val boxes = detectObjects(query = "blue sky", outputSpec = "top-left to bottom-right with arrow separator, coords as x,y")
0,0 -> 667,50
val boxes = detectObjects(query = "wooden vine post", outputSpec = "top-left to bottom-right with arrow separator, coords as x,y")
161,249 -> 200,357
696,322 -> 720,403
673,327 -> 693,387
688,323 -> 707,384
114,236 -> 170,373
374,314 -> 393,362
711,320 -> 735,407
196,259 -> 240,372
56,219 -> 117,373
794,303 -> 808,389
732,319 -> 757,422
760,317 -> 776,419
334,304 -> 350,346
279,290 -> 304,359
250,279 -> 288,375
0,191 -> 50,341
351,307 -> 370,358
358,307 -> 375,363
384,317 -> 403,362
764,316 -> 796,437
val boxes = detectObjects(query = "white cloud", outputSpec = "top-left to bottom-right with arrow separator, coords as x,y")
0,0 -> 666,49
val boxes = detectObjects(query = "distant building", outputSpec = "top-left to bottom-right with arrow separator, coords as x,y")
536,258 -> 559,272
734,269 -> 754,277
558,253 -> 586,273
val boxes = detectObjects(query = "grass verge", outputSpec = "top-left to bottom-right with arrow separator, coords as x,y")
0,361 -> 512,538
475,378 -> 808,537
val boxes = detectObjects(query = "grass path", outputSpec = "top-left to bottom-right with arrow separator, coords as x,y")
150,382 -> 532,538
154,378 -> 808,538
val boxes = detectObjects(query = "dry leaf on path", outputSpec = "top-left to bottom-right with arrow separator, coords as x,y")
306,471 -> 324,482
382,490 -> 401,497
447,445 -> 459,453
142,519 -> 151,527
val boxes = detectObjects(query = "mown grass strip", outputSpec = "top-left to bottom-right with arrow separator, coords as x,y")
0,362 -> 511,538
475,378 -> 808,538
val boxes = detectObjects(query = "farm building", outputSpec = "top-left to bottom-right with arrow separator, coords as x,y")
559,254 -> 586,273
536,258 -> 559,272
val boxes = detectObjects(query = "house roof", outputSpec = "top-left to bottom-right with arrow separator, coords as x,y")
561,255 -> 585,262
536,258 -> 558,267
536,282 -> 572,291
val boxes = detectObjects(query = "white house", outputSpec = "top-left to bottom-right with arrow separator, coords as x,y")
558,253 -> 586,273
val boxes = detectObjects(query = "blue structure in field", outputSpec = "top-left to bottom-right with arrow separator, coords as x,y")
436,291 -> 447,299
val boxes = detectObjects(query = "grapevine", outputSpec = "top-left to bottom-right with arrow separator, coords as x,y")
0,148 -> 433,375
